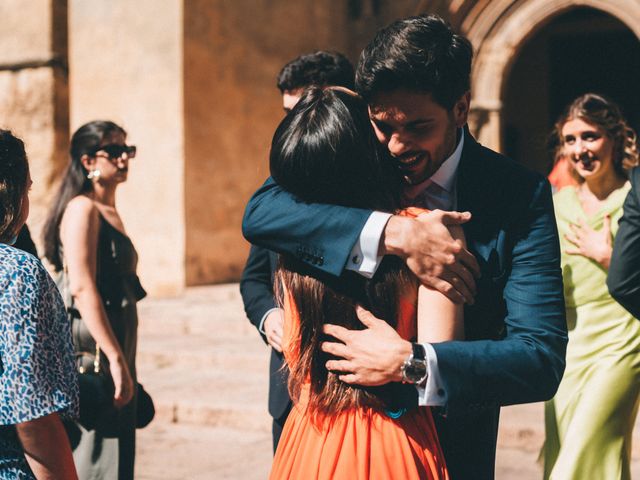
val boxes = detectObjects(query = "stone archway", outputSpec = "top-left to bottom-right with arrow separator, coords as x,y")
462,0 -> 640,152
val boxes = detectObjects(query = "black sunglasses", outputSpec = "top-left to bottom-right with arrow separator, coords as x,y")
91,144 -> 137,160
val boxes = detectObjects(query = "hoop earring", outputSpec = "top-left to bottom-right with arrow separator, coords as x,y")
87,169 -> 101,180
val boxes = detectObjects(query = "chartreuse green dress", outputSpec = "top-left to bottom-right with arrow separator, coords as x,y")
543,183 -> 640,480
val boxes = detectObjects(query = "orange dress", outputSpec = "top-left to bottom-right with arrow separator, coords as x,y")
270,255 -> 449,479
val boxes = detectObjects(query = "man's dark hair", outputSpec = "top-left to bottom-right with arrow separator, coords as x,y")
277,51 -> 355,93
355,14 -> 473,109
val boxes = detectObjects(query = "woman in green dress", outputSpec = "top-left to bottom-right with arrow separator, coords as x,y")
543,93 -> 640,479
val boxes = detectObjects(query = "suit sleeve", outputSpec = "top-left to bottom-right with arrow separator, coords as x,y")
240,245 -> 278,344
242,177 -> 372,277
432,178 -> 567,416
608,168 -> 640,319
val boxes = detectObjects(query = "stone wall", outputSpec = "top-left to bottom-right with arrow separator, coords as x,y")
0,0 -> 69,252
182,0 -> 420,285
12,1 -> 637,294
69,0 -> 184,295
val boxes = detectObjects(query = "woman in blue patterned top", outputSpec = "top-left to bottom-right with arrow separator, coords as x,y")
0,130 -> 79,479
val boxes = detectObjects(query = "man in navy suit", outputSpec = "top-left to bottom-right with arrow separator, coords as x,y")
608,167 -> 640,318
243,15 -> 567,479
239,51 -> 355,452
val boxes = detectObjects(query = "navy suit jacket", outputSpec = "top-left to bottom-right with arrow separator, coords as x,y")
608,167 -> 640,319
239,245 -> 291,421
242,130 -> 567,479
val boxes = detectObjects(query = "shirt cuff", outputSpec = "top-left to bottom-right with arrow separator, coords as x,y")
258,308 -> 281,335
416,343 -> 447,406
345,211 -> 392,278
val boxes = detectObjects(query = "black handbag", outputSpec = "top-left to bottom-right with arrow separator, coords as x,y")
136,383 -> 155,428
75,344 -> 117,431
59,256 -> 155,432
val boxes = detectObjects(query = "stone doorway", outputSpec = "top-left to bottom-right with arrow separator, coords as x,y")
502,7 -> 640,174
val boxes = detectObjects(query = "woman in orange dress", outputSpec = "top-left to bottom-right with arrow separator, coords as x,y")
267,87 -> 464,480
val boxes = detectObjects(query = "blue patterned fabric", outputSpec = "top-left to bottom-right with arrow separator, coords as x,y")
0,243 -> 78,478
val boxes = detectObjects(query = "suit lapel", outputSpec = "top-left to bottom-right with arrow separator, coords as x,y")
455,129 -> 505,282
456,130 -> 496,242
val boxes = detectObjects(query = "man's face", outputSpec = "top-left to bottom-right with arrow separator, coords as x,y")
282,88 -> 303,114
368,89 -> 470,185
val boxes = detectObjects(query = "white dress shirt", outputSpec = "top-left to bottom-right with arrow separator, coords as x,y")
346,129 -> 465,406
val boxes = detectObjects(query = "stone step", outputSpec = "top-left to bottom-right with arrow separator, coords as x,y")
137,330 -> 268,370
136,422 -> 272,480
136,285 -> 640,460
137,351 -> 271,431
138,284 -> 259,339
134,285 -> 640,478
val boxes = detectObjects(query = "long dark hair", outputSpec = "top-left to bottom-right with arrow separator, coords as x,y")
554,93 -> 639,181
0,130 -> 29,243
270,87 -> 414,416
43,120 -> 126,270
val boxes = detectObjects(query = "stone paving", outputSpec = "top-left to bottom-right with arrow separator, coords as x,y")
134,285 -> 640,479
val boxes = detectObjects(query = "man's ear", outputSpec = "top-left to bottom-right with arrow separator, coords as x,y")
453,91 -> 471,128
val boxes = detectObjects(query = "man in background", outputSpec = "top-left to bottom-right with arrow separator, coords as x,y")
239,50 -> 354,452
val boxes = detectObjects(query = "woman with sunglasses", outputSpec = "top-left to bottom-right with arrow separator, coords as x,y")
43,120 -> 146,480
542,94 -> 640,479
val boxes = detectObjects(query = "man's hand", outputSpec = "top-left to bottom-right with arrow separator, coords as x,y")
565,216 -> 613,269
382,210 -> 480,304
264,308 -> 285,352
321,305 -> 411,386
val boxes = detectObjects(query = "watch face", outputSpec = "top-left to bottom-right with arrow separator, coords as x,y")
404,359 -> 427,383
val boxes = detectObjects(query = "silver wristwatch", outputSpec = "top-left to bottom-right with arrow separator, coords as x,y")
401,342 -> 428,384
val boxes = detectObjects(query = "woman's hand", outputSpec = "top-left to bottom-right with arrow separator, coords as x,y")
109,354 -> 135,408
565,215 -> 613,269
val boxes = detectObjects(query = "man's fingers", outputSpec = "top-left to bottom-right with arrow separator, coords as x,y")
440,210 -> 472,226
355,305 -> 380,328
565,248 -> 582,255
321,341 -> 351,359
322,323 -> 352,341
268,331 -> 282,344
325,359 -> 354,373
458,247 -> 481,278
337,373 -> 360,385
268,337 -> 283,352
449,261 -> 477,296
440,271 -> 475,304
430,278 -> 466,304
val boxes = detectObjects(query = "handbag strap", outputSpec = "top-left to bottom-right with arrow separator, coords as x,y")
62,257 -> 103,374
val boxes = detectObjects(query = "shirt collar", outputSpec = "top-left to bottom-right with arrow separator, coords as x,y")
430,128 -> 464,192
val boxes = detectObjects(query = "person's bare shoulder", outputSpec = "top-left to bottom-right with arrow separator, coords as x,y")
61,196 -> 99,236
65,195 -> 95,215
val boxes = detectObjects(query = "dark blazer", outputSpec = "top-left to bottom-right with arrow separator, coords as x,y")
242,130 -> 568,480
239,244 -> 291,421
608,167 -> 640,319
14,224 -> 38,257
